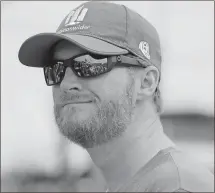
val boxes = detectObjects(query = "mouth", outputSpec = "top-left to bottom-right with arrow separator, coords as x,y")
62,101 -> 93,107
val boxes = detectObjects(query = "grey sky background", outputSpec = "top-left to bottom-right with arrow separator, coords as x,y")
1,1 -> 214,175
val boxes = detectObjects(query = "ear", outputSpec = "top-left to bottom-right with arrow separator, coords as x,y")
136,66 -> 160,101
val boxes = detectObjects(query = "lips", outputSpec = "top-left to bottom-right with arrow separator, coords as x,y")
62,100 -> 93,107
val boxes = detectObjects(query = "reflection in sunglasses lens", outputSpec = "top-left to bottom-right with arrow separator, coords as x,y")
45,55 -> 110,85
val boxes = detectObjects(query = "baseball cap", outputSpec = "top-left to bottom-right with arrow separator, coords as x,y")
18,1 -> 161,70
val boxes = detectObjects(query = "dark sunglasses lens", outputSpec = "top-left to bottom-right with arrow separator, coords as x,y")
73,55 -> 109,77
44,61 -> 66,86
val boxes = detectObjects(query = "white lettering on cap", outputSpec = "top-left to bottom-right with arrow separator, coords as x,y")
139,41 -> 150,60
65,5 -> 88,26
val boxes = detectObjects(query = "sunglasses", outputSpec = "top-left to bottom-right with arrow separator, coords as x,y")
43,54 -> 145,86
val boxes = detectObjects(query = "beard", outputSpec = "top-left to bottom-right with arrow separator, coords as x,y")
54,78 -> 135,148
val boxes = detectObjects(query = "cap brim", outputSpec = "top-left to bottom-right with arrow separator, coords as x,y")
18,33 -> 128,67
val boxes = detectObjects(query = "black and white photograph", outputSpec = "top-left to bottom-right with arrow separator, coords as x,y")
1,1 -> 214,192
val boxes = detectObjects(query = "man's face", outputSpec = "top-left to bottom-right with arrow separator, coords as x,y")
52,41 -> 136,148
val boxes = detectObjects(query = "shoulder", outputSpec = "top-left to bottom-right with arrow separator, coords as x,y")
120,147 -> 214,192
167,147 -> 214,192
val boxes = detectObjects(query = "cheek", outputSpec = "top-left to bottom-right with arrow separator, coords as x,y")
89,68 -> 130,100
52,85 -> 61,103
131,80 -> 139,105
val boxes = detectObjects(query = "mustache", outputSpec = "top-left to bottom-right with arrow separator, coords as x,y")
55,92 -> 98,106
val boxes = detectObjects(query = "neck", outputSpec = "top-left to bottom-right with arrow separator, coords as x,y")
87,102 -> 174,191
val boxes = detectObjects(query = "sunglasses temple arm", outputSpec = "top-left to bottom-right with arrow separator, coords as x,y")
111,55 -> 144,67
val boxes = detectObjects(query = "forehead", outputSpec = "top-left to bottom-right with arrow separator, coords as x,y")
53,40 -> 87,60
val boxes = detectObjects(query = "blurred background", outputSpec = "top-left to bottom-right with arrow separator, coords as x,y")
1,1 -> 214,191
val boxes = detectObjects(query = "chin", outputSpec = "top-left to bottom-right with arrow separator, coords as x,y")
68,112 -> 92,123
61,104 -> 96,122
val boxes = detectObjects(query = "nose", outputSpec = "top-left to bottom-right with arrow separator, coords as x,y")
60,67 -> 82,92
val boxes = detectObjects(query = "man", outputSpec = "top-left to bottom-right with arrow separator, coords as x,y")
18,1 -> 214,192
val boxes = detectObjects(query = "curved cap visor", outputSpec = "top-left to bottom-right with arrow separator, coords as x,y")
18,33 -> 128,67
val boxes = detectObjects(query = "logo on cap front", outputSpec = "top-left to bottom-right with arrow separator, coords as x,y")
57,5 -> 91,34
139,41 -> 150,60
65,5 -> 88,26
